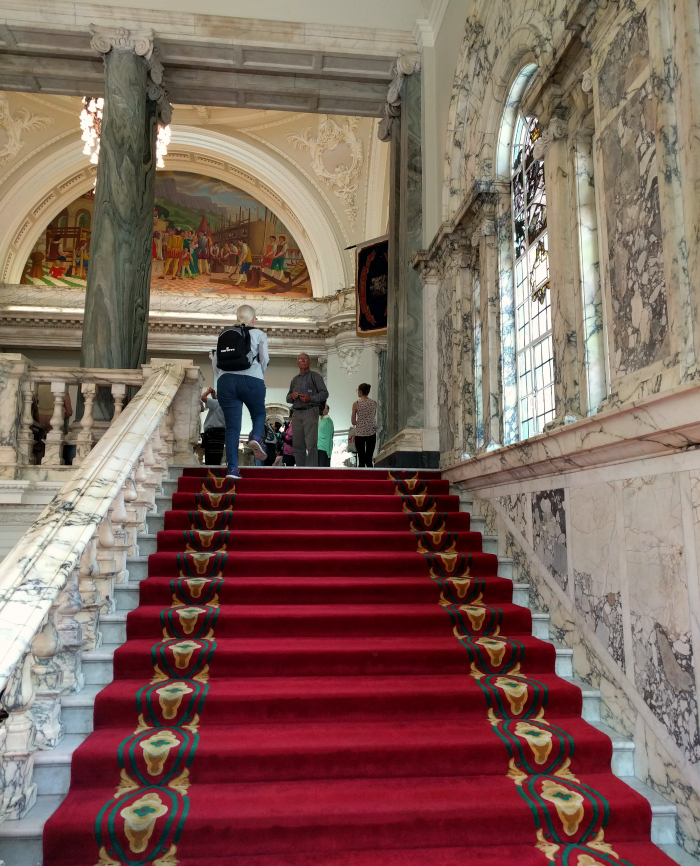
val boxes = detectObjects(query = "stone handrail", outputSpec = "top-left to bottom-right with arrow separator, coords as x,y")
0,358 -> 202,820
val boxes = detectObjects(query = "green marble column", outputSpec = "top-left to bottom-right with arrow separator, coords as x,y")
376,54 -> 434,467
81,27 -> 161,376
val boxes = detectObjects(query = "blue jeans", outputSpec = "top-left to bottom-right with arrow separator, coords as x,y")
216,374 -> 266,474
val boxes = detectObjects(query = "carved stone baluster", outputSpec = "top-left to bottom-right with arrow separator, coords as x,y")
164,406 -> 176,462
134,456 -> 150,532
74,382 -> 97,466
0,652 -> 37,819
141,445 -> 158,512
43,381 -> 67,465
75,538 -> 102,651
111,382 -> 127,418
95,511 -> 117,613
148,431 -> 164,496
110,487 -> 130,584
55,566 -> 84,695
122,472 -> 140,556
28,607 -> 64,750
16,380 -> 36,465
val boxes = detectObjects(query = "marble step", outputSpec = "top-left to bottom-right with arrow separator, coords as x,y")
565,676 -> 602,722
82,643 -> 122,685
589,721 -> 636,777
33,734 -> 87,796
8,764 -> 695,866
81,629 -> 569,688
124,553 -> 515,584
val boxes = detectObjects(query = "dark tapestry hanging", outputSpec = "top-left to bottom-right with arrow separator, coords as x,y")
356,235 -> 388,337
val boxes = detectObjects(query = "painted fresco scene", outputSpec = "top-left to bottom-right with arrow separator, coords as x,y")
21,171 -> 313,297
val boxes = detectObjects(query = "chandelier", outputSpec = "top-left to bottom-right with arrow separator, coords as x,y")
80,96 -> 103,164
80,96 -> 170,168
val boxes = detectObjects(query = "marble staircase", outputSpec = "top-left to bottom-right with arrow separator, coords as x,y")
0,469 -> 697,866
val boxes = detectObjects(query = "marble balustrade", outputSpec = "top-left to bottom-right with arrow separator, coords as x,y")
0,355 -> 147,479
0,358 -> 201,821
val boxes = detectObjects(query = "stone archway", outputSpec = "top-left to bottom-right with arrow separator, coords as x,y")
0,127 -> 350,295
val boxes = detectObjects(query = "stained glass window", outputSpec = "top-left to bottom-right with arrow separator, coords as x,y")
511,112 -> 553,437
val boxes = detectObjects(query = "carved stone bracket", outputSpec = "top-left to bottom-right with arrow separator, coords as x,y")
377,52 -> 422,142
532,117 -> 569,161
89,25 -> 172,124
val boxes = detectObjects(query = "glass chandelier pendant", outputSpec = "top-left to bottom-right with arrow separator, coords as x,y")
80,96 -> 103,165
156,124 -> 171,168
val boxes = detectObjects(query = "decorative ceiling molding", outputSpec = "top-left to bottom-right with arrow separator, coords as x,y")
0,92 -> 54,167
287,115 -> 364,231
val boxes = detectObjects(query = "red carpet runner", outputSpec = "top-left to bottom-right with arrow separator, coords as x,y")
45,468 -> 676,865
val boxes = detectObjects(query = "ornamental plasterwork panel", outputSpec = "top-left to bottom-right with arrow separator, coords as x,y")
337,344 -> 363,379
0,93 -> 54,167
287,115 -> 364,231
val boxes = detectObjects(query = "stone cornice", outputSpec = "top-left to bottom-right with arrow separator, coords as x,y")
442,379 -> 700,490
414,179 -> 506,274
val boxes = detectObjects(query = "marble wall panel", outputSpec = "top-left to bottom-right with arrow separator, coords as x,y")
623,473 -> 700,762
498,492 -> 529,540
532,488 -> 568,592
599,75 -> 669,377
570,482 -> 625,671
597,11 -> 650,118
437,280 -> 455,455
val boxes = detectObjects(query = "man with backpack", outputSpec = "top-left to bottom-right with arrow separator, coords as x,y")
213,304 -> 269,479
285,353 -> 328,467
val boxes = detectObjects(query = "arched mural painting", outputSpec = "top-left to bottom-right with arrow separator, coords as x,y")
21,170 -> 313,297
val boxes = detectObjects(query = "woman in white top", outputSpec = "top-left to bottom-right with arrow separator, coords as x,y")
351,383 -> 378,467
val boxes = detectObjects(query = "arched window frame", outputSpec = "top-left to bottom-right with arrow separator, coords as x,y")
496,64 -> 555,443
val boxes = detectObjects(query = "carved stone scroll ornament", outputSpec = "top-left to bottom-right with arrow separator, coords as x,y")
377,52 -> 422,143
89,25 -> 172,124
287,115 -> 364,230
532,117 -> 568,161
0,93 -> 53,167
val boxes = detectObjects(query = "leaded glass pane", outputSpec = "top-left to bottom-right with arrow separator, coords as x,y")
510,108 -> 553,440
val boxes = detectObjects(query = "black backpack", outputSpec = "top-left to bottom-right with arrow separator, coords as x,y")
217,325 -> 253,372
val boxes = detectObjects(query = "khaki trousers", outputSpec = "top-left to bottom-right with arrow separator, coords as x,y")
292,407 -> 319,467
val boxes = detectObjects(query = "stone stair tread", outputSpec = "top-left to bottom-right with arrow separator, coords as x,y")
0,795 -> 64,837
99,612 -> 127,622
33,734 -> 87,766
83,643 -> 121,661
660,844 -> 700,866
589,721 -> 636,748
61,684 -> 103,707
622,776 -> 678,814
563,676 -> 601,697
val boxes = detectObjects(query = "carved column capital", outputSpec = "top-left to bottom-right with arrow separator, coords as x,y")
470,219 -> 495,248
533,117 -> 569,161
89,24 -> 172,122
89,25 -> 155,60
377,51 -> 422,142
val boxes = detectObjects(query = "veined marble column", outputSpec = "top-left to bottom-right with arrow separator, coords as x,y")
538,120 -> 584,427
81,26 -> 169,381
377,54 -> 435,467
474,217 -> 502,450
